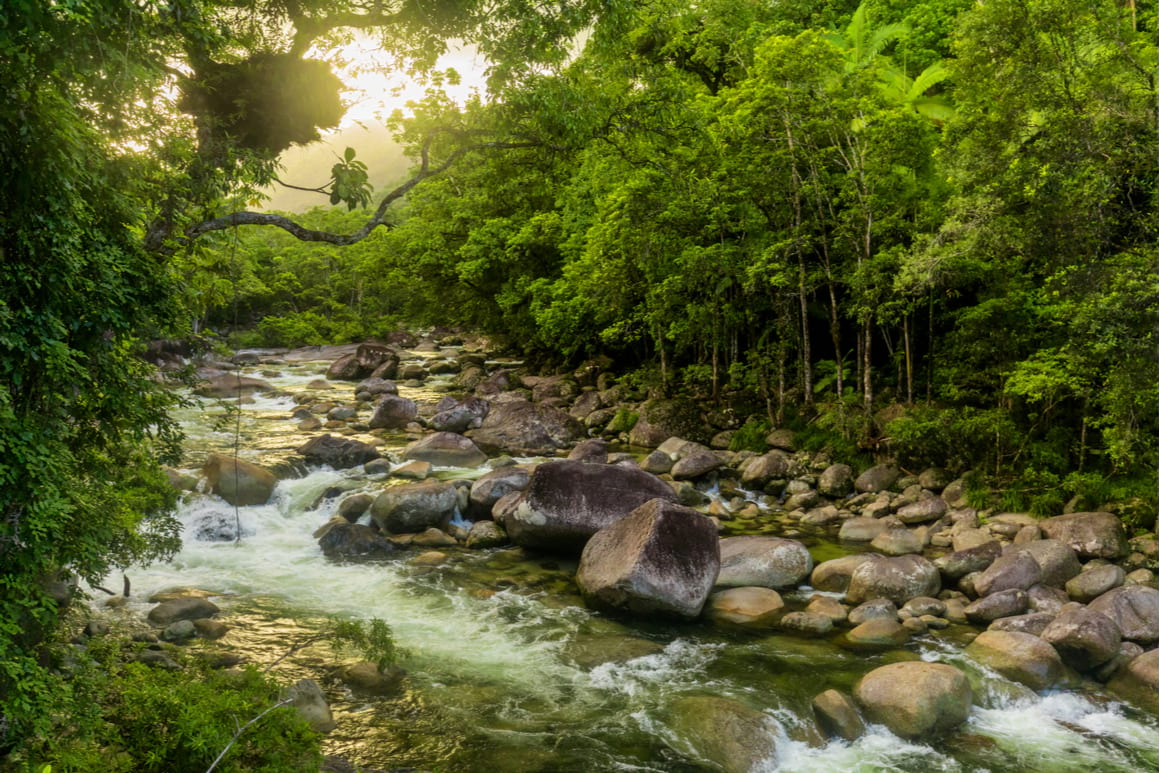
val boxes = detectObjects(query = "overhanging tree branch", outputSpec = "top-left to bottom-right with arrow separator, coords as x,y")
183,138 -> 552,246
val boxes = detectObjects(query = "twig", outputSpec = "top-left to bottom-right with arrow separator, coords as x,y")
204,697 -> 294,773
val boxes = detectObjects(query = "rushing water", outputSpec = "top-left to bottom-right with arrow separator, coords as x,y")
97,352 -> 1159,772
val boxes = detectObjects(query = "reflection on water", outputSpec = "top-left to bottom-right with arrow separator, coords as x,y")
104,353 -> 1158,772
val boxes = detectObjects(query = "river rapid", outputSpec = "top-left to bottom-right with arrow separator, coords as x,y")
97,348 -> 1158,773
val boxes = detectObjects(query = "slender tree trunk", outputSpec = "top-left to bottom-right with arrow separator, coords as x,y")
827,279 -> 842,396
903,312 -> 914,406
798,257 -> 813,406
862,318 -> 873,411
926,290 -> 934,405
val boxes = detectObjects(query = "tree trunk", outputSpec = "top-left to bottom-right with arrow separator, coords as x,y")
862,318 -> 873,412
903,312 -> 914,406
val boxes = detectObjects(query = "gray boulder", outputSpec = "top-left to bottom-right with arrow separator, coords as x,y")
327,343 -> 396,381
627,399 -> 709,447
1106,648 -> 1159,710
1008,539 -> 1081,587
704,587 -> 785,628
974,550 -> 1043,597
739,450 -> 790,488
965,630 -> 1065,691
402,432 -> 486,468
285,678 -> 336,733
465,519 -> 508,549
576,498 -> 719,619
846,555 -> 941,606
504,460 -> 678,553
810,554 -> 878,593
818,464 -> 854,498
148,597 -> 220,626
430,395 -> 489,433
368,395 -> 418,430
354,376 -> 397,397
839,517 -> 890,543
1041,604 -> 1123,671
1066,564 -> 1125,602
567,438 -> 609,463
318,522 -> 397,560
895,497 -> 948,524
813,690 -> 865,742
193,374 -> 273,398
855,464 -> 901,493
467,466 -> 531,519
853,662 -> 972,738
468,400 -> 583,456
934,540 -> 1002,581
668,695 -> 778,773
1039,512 -> 1129,559
371,481 -> 458,534
965,589 -> 1028,623
297,435 -> 381,469
1087,585 -> 1159,644
717,536 -> 813,590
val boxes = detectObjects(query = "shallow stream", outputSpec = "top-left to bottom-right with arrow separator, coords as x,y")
98,350 -> 1158,772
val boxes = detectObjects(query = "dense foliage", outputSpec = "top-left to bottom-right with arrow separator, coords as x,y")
212,0 -> 1157,509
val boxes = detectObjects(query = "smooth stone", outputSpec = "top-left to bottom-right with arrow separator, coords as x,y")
966,630 -> 1065,691
854,662 -> 972,738
704,587 -> 785,628
1040,604 -> 1123,671
964,589 -> 1028,624
1066,564 -> 1125,602
812,689 -> 865,742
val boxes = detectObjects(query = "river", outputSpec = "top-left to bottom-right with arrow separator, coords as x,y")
98,348 -> 1159,772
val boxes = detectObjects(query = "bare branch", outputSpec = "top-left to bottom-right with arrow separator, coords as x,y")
184,139 -> 550,246
204,697 -> 294,773
290,8 -> 410,57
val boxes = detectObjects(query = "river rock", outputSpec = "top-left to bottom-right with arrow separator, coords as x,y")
286,678 -> 336,732
1040,604 -> 1123,670
966,630 -> 1065,691
806,595 -> 849,625
202,453 -> 276,507
1038,512 -> 1129,559
895,496 -> 948,525
871,528 -> 923,556
1087,585 -> 1159,644
855,464 -> 900,493
1106,648 -> 1159,709
668,695 -> 778,773
466,519 -> 508,549
965,589 -> 1028,623
354,376 -> 398,398
974,550 -> 1043,597
854,662 -> 972,738
430,395 -> 490,433
812,690 -> 865,742
297,435 -> 381,469
504,460 -> 678,553
845,555 -> 941,606
671,449 -> 723,480
844,618 -> 909,651
148,597 -> 220,626
193,374 -> 273,398
818,464 -> 854,498
988,612 -> 1055,637
467,466 -> 531,519
468,400 -> 583,456
340,662 -> 405,697
318,522 -> 397,560
810,554 -> 878,593
704,587 -> 785,628
338,493 -> 374,522
1066,564 -> 1126,602
402,432 -> 486,468
717,536 -> 812,590
567,438 -> 609,464
371,481 -> 458,534
412,527 -> 457,547
190,512 -> 253,542
368,395 -> 418,430
779,611 -> 834,637
839,517 -> 890,542
575,498 -> 719,619
327,343 -> 396,381
628,399 -> 709,447
1008,539 -> 1081,587
739,450 -> 790,487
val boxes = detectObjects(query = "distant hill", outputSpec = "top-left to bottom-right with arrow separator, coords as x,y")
261,123 -> 412,212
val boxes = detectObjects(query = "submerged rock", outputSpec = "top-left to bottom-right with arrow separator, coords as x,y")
318,522 -> 397,560
296,435 -> 381,469
965,630 -> 1064,691
667,695 -> 778,773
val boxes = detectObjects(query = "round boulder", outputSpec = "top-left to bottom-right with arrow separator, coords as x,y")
371,481 -> 458,534
1086,585 -> 1159,645
717,536 -> 813,590
704,587 -> 785,628
202,453 -> 276,507
846,555 -> 941,606
854,662 -> 972,738
1040,604 -> 1123,671
818,464 -> 854,498
1038,512 -> 1128,559
402,432 -> 487,468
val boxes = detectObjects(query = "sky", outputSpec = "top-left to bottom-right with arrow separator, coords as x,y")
261,37 -> 489,212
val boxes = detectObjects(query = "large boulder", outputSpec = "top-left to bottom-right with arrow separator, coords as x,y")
627,399 -> 709,447
1008,539 -> 1081,587
895,497 -> 948,525
1087,585 -> 1159,645
354,377 -> 397,398
1040,604 -> 1123,671
855,464 -> 900,493
738,450 -> 791,488
285,678 -> 336,733
296,435 -> 381,469
430,395 -> 490,433
504,460 -> 678,553
667,695 -> 778,773
974,550 -> 1042,597
716,536 -> 813,590
371,481 -> 458,534
575,498 -> 720,619
468,400 -> 583,456
818,464 -> 854,498
965,630 -> 1065,691
853,662 -> 973,738
402,432 -> 486,468
1038,512 -> 1129,559
934,540 -> 1002,581
148,597 -> 220,626
202,453 -> 276,507
812,690 -> 866,743
318,522 -> 397,560
368,395 -> 418,430
845,555 -> 941,606
1066,564 -> 1125,603
1106,648 -> 1159,710
327,343 -> 396,381
810,554 -> 878,593
467,466 -> 531,519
